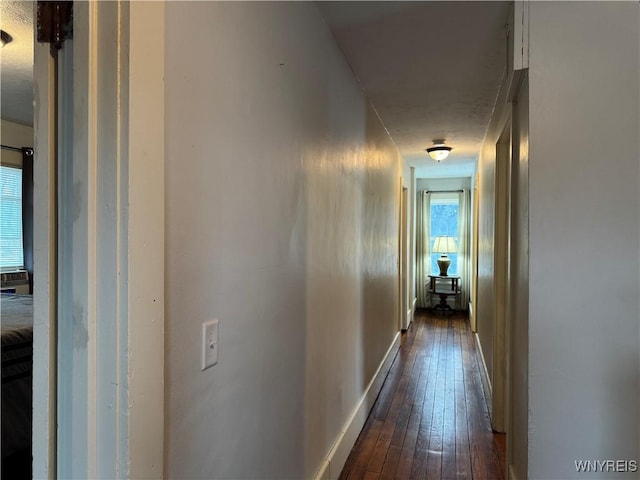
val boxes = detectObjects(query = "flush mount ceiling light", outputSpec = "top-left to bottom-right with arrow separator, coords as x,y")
426,140 -> 452,162
0,30 -> 12,48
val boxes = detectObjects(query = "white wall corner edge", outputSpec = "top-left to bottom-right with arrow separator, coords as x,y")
312,332 -> 402,480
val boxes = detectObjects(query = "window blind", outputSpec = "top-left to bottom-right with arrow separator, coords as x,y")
0,165 -> 24,269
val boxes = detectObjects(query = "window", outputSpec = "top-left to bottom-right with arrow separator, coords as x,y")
429,194 -> 459,275
0,165 -> 24,270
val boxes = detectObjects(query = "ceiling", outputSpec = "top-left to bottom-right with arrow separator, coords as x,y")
0,1 -> 509,179
0,0 -> 33,126
318,1 -> 510,179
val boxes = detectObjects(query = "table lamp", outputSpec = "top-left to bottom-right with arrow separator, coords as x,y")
433,236 -> 457,276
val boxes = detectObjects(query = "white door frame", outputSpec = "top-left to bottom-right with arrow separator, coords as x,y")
32,32 -> 58,480
399,186 -> 409,329
470,177 -> 479,332
32,2 -> 165,478
492,123 -> 512,433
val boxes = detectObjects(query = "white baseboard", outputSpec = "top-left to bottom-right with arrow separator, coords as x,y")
312,332 -> 401,480
474,332 -> 492,402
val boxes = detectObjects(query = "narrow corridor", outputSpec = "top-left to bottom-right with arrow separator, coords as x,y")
339,310 -> 505,479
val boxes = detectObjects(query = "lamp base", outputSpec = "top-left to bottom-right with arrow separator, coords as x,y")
437,255 -> 450,276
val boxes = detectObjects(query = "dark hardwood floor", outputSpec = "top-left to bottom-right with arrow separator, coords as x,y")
339,309 -> 506,480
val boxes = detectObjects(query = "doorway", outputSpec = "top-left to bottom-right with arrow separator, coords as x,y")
492,123 -> 512,433
30,3 -> 166,477
399,185 -> 409,330
0,2 -> 43,477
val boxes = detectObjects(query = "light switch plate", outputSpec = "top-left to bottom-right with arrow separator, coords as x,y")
201,319 -> 219,371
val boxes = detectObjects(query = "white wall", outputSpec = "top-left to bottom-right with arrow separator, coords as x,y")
527,2 -> 639,478
509,74 -> 529,480
1,119 -> 33,145
164,2 -> 401,478
1,119 -> 33,167
416,176 -> 471,192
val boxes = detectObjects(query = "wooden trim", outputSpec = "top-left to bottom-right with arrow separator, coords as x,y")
313,332 -> 401,480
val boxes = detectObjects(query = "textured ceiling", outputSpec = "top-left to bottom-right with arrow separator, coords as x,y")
0,1 -> 509,179
318,1 -> 510,179
0,0 -> 33,126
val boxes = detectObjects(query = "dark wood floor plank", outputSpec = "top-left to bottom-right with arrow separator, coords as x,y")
441,319 -> 458,479
495,432 -> 507,478
371,349 -> 405,420
402,347 -> 423,405
403,321 -> 437,480
342,419 -> 385,480
389,402 -> 412,448
454,319 -> 472,479
378,445 -> 402,479
367,418 -> 396,473
413,316 -> 443,455
395,407 -> 421,478
368,362 -> 412,472
425,318 -> 447,479
340,310 -> 505,480
461,316 -> 504,480
408,448 -> 428,480
461,315 -> 488,479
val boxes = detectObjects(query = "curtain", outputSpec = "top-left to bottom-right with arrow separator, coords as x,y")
415,191 -> 431,308
22,149 -> 34,293
457,189 -> 471,310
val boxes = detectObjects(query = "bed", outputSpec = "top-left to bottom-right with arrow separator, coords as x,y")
1,293 -> 33,478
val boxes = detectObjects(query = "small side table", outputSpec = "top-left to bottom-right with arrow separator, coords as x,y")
427,274 -> 460,312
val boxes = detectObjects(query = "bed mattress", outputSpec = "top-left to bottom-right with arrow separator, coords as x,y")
1,293 -> 33,464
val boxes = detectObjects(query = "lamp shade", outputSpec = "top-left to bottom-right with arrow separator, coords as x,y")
433,236 -> 457,254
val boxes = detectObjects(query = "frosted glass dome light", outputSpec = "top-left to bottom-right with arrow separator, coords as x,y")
0,30 -> 12,48
426,141 -> 452,162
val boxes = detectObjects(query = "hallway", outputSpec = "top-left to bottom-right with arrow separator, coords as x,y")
339,310 -> 505,479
